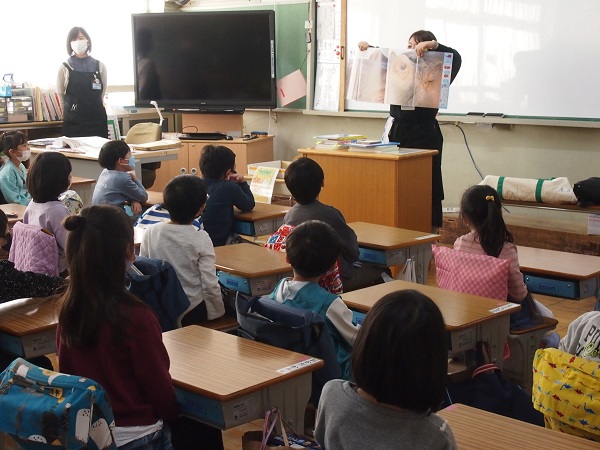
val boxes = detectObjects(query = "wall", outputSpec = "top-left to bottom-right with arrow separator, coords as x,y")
244,109 -> 599,225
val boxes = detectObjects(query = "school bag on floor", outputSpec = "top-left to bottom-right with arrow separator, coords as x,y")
0,357 -> 116,449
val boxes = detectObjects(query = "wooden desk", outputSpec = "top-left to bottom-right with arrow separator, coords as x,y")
70,176 -> 95,206
298,148 -> 437,232
31,145 -> 180,181
214,243 -> 292,296
348,222 -> 439,284
518,245 -> 600,299
439,403 -> 600,449
233,203 -> 290,237
163,325 -> 323,430
0,204 -> 26,225
342,280 -> 520,369
0,296 -> 62,358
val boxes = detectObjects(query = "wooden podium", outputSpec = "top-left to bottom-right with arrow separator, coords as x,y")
298,148 -> 437,232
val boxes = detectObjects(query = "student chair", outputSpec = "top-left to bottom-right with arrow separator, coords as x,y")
532,348 -> 600,442
124,122 -> 162,189
432,244 -> 558,390
236,293 -> 341,407
8,222 -> 59,276
0,357 -> 117,449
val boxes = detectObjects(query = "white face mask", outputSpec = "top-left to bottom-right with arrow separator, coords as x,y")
16,150 -> 30,162
71,39 -> 88,55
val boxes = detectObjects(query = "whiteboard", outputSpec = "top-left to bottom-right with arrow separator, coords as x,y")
345,0 -> 600,119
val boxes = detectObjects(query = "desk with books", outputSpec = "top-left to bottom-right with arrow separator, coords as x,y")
163,325 -> 323,431
297,147 -> 437,233
214,243 -> 292,296
0,203 -> 26,226
0,296 -> 62,359
348,222 -> 439,284
342,280 -> 520,369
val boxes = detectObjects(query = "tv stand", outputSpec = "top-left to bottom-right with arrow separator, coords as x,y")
181,113 -> 243,137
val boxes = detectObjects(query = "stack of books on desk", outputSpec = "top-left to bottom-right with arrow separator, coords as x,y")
348,140 -> 400,153
314,133 -> 367,150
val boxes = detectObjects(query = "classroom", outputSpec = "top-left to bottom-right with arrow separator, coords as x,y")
2,0 -> 600,449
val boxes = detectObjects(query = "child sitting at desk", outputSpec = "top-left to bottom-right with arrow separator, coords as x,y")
0,131 -> 32,205
454,184 -> 545,329
57,204 -> 224,449
24,152 -> 72,275
200,144 -> 255,246
283,157 -> 384,292
315,290 -> 457,450
269,220 -> 359,379
91,140 -> 148,216
140,175 -> 225,323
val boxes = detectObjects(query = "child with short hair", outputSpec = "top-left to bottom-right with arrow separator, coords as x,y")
0,131 -> 31,205
454,184 -> 545,328
200,144 -> 254,246
140,175 -> 225,323
283,157 -> 383,291
270,220 -> 359,379
315,290 -> 457,450
92,140 -> 148,215
24,152 -> 72,275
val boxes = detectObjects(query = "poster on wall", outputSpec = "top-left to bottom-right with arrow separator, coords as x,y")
346,48 -> 454,109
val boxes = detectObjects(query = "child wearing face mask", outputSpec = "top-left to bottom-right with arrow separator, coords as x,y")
0,131 -> 32,205
92,140 -> 148,216
57,26 -> 108,138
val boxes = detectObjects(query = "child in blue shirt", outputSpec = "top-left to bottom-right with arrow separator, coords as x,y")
270,220 -> 359,379
0,131 -> 31,205
200,144 -> 255,246
92,140 -> 148,215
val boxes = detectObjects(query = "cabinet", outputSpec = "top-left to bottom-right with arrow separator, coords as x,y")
153,136 -> 274,191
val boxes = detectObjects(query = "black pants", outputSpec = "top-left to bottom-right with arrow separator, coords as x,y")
390,119 -> 444,227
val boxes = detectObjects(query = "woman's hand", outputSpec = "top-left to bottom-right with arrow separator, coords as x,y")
358,41 -> 370,51
414,40 -> 438,57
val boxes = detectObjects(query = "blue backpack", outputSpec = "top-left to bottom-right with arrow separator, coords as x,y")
0,358 -> 117,449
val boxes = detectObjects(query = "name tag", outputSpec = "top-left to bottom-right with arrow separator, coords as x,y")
92,82 -> 102,90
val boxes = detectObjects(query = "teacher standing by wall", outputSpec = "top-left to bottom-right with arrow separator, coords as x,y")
360,30 -> 461,231
57,27 -> 108,138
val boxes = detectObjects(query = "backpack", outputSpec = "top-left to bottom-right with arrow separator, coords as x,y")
573,177 -> 600,206
0,358 -> 116,449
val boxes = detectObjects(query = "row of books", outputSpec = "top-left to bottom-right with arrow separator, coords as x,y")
33,87 -> 63,122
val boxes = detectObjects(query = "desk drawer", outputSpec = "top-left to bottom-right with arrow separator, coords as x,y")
524,273 -> 597,299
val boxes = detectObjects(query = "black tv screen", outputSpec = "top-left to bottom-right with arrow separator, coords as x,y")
132,11 -> 276,111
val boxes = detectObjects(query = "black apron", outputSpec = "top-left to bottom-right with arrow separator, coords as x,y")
62,60 -> 108,138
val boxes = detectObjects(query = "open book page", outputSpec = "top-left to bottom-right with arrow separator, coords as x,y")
60,136 -> 111,149
250,166 -> 278,204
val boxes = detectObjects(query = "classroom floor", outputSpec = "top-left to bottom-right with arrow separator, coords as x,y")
45,264 -> 595,450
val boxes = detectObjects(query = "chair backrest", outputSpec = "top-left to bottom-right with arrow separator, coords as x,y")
532,348 -> 600,441
127,256 -> 191,331
8,222 -> 59,276
432,244 -> 510,300
264,224 -> 344,294
124,123 -> 162,145
0,357 -> 117,449
236,293 -> 341,406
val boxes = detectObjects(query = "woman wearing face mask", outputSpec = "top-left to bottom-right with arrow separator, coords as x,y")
57,26 -> 108,138
0,131 -> 32,205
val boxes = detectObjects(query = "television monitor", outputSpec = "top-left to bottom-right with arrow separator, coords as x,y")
132,11 -> 276,112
